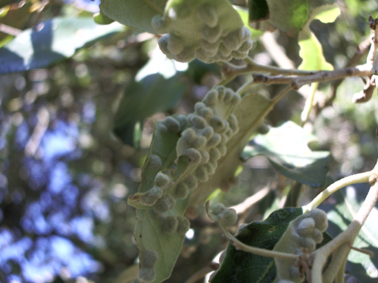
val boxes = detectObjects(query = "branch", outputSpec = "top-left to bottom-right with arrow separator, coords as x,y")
311,163 -> 378,283
220,225 -> 298,260
302,169 -> 374,212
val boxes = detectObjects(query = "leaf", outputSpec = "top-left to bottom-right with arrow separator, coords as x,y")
210,207 -> 303,283
249,0 -> 308,36
113,73 -> 185,148
131,121 -> 191,283
156,0 -> 252,63
234,6 -> 264,40
241,121 -> 330,188
248,0 -> 269,22
319,184 -> 378,283
189,92 -> 275,207
100,0 -> 167,34
298,4 -> 340,70
93,11 -> 115,25
0,17 -> 125,75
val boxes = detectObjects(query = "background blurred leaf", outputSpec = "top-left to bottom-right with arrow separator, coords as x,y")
0,17 -> 125,74
113,73 -> 185,148
249,0 -> 308,35
234,5 -> 264,39
100,0 -> 167,34
242,121 -> 330,187
298,4 -> 340,70
0,1 -> 33,44
211,207 -> 303,283
319,184 -> 378,283
248,0 -> 269,22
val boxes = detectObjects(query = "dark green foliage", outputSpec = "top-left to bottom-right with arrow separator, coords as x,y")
211,208 -> 303,283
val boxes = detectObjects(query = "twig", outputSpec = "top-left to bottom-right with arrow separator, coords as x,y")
259,32 -> 295,69
232,186 -> 270,215
311,163 -> 378,283
302,169 -> 373,212
0,23 -> 21,36
184,262 -> 219,283
220,225 -> 298,260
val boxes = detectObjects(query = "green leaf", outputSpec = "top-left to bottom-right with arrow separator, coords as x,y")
249,0 -> 308,35
113,73 -> 185,148
100,0 -> 167,34
93,11 -> 115,25
210,207 -> 303,283
189,92 -> 275,207
241,121 -> 330,188
267,0 -> 308,35
320,184 -> 378,283
234,5 -> 264,39
298,4 -> 340,70
131,121 -> 191,283
248,0 -> 269,22
0,17 -> 125,75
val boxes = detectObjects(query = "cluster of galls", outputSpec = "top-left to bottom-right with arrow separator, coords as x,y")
274,209 -> 328,283
151,1 -> 252,63
135,86 -> 240,282
139,85 -> 240,227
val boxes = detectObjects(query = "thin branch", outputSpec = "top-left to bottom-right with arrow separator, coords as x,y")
302,168 -> 374,212
252,65 -> 371,89
232,186 -> 270,215
259,32 -> 295,69
220,226 -> 298,260
311,166 -> 378,283
184,262 -> 219,283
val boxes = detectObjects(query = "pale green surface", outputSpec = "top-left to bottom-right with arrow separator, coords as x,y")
242,121 -> 330,188
0,17 -> 124,74
298,4 -> 340,70
322,186 -> 378,283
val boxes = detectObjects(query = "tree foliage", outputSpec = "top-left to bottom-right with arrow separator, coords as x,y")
1,0 -> 378,283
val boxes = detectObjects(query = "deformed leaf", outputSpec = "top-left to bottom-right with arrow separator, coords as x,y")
156,0 -> 252,63
242,121 -> 330,188
130,120 -> 191,283
0,17 -> 125,75
298,4 -> 340,70
210,207 -> 303,283
320,184 -> 378,283
100,0 -> 167,34
189,92 -> 275,207
113,73 -> 185,148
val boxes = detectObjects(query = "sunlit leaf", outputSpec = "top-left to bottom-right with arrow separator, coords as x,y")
210,207 -> 303,282
242,121 -> 330,187
100,0 -> 167,34
0,17 -> 125,75
298,4 -> 340,70
320,184 -> 378,283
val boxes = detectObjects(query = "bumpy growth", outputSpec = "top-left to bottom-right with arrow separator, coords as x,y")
274,209 -> 328,282
152,0 -> 253,63
131,86 -> 240,282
